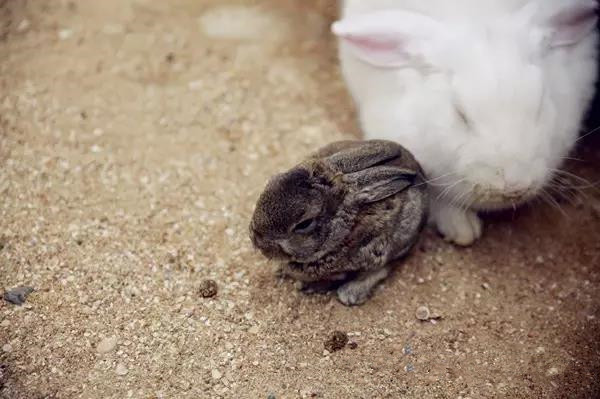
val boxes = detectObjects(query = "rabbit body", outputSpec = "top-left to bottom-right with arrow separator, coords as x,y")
334,0 -> 599,245
250,140 -> 428,305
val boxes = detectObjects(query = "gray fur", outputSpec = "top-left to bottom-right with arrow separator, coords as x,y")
249,140 -> 428,306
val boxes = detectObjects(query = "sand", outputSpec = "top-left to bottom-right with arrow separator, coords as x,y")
1,1 -> 599,398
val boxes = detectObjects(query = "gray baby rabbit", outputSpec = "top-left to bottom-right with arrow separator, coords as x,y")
249,140 -> 428,306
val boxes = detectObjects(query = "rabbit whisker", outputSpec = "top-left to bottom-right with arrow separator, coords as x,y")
561,156 -> 585,163
435,178 -> 465,202
540,188 -> 568,217
549,168 -> 600,191
575,124 -> 600,143
446,182 -> 472,211
413,172 -> 458,188
546,184 -> 578,206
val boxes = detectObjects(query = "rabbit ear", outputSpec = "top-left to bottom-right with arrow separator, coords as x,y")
346,166 -> 416,204
545,1 -> 598,47
331,10 -> 443,68
323,140 -> 404,173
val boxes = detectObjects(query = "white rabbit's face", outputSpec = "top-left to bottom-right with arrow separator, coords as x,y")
334,1 -> 598,210
426,39 -> 558,209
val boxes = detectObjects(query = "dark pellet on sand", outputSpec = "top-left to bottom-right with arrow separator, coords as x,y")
199,279 -> 218,298
3,286 -> 34,305
324,331 -> 348,352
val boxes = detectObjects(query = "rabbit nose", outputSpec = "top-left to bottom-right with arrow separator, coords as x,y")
250,227 -> 261,241
466,162 -> 533,194
466,162 -> 505,189
504,174 -> 533,195
278,240 -> 293,256
251,230 -> 270,250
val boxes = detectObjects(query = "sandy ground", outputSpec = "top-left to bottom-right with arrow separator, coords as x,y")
1,1 -> 600,398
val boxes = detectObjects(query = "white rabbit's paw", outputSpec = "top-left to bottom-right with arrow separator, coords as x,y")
434,206 -> 482,246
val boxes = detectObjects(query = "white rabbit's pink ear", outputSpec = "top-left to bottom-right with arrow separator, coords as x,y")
331,11 -> 443,68
546,1 -> 598,47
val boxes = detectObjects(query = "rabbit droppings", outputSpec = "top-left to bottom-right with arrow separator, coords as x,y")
249,140 -> 428,306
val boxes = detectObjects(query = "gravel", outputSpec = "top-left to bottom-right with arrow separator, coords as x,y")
97,337 -> 118,354
3,286 -> 34,305
415,306 -> 431,321
211,369 -> 222,380
1,1 -> 599,398
115,363 -> 128,376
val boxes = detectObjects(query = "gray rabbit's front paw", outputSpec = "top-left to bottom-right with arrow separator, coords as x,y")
336,267 -> 390,306
337,283 -> 370,306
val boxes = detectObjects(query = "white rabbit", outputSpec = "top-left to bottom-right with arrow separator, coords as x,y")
333,0 -> 599,245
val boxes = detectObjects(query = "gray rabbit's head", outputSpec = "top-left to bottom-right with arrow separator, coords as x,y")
250,140 -> 423,265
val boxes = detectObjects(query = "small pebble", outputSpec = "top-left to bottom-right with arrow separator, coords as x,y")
188,80 -> 204,91
17,19 -> 30,32
324,331 -> 348,353
102,24 -> 124,35
97,336 -> 118,354
415,306 -> 431,321
267,394 -> 276,399
2,344 -> 12,353
3,286 -> 34,305
58,29 -> 73,40
115,363 -> 128,376
535,256 -> 544,264
547,367 -> 559,376
0,320 -> 9,328
199,279 -> 218,298
211,369 -> 222,380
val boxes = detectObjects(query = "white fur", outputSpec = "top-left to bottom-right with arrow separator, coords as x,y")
334,0 -> 599,245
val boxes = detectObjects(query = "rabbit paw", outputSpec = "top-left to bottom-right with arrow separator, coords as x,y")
337,283 -> 370,306
336,268 -> 390,306
432,202 -> 482,246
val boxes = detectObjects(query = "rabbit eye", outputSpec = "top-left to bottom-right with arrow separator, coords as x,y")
293,218 -> 316,234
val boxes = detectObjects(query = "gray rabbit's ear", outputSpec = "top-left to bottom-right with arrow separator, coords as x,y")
346,165 -> 416,204
323,140 -> 404,173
